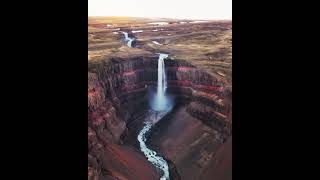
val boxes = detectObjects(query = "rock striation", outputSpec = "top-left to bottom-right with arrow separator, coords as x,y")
88,55 -> 232,180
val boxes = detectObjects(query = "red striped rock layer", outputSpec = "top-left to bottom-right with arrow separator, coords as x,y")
88,56 -> 231,180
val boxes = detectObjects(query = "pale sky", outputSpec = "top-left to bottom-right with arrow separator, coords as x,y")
88,0 -> 232,20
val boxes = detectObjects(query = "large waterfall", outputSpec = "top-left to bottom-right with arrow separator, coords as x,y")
151,53 -> 170,111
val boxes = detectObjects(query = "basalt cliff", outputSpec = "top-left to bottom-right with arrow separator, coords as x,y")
88,55 -> 232,180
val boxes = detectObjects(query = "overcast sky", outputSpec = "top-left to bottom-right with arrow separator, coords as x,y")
88,0 -> 232,20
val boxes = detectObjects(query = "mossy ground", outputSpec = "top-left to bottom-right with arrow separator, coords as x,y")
88,17 -> 232,85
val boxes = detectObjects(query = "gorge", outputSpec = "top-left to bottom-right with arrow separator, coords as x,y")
88,17 -> 232,180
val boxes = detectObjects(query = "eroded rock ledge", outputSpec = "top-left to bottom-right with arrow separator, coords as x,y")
88,56 -> 232,180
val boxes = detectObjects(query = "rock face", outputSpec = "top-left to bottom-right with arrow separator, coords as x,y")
167,159 -> 181,180
88,69 -> 159,180
200,136 -> 232,180
146,104 -> 231,180
88,55 -> 232,180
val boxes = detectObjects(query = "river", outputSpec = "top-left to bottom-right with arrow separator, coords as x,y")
121,33 -> 171,180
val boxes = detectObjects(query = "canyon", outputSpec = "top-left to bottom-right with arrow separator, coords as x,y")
88,17 -> 232,180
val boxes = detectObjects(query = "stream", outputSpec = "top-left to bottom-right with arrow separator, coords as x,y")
138,53 -> 171,180
121,31 -> 135,47
137,111 -> 170,180
121,32 -> 171,179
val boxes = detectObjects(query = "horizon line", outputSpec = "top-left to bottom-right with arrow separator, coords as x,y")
88,15 -> 232,21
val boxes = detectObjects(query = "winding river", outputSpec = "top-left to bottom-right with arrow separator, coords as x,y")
137,53 -> 171,180
121,32 -> 171,179
137,113 -> 170,180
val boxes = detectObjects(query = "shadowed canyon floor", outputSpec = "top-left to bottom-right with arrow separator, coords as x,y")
147,105 -> 231,180
88,17 -> 232,180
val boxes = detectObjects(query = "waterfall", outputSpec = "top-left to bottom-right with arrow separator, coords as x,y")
138,54 -> 172,180
152,53 -> 169,111
121,32 -> 134,47
157,53 -> 168,99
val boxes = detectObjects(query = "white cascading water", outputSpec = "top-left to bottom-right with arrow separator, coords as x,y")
138,119 -> 170,180
121,32 -> 134,47
152,53 -> 169,111
137,53 -> 171,180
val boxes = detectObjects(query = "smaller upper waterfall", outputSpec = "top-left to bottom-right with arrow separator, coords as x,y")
121,32 -> 135,47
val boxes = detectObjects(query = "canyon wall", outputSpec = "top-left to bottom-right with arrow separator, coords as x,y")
88,71 -> 159,180
88,56 -> 232,180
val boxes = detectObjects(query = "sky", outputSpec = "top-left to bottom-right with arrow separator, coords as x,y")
88,0 -> 232,20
